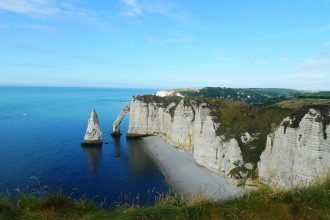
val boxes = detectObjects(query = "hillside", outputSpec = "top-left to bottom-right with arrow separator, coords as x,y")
177,87 -> 330,105
273,98 -> 330,109
1,176 -> 329,219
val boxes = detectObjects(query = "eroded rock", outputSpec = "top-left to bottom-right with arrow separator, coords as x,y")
82,109 -> 103,145
258,107 -> 330,188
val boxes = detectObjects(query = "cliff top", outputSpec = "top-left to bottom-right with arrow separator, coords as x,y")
289,105 -> 330,128
135,95 -> 183,107
282,104 -> 330,139
177,87 -> 330,105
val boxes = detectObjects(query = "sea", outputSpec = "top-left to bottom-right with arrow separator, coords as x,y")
0,86 -> 169,206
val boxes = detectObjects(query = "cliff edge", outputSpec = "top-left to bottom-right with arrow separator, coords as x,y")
258,105 -> 330,188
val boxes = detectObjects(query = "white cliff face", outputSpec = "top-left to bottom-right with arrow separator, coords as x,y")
193,109 -> 244,176
154,90 -> 184,97
127,97 -> 246,184
258,108 -> 330,188
82,109 -> 103,145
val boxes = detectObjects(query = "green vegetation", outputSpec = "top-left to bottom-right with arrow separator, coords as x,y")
166,96 -> 293,166
135,95 -> 182,109
179,87 -> 299,105
206,98 -> 293,166
1,177 -> 330,219
136,95 -> 181,119
274,98 -> 330,109
179,87 -> 330,105
135,94 -> 330,174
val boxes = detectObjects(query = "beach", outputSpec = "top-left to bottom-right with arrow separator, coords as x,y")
139,136 -> 246,200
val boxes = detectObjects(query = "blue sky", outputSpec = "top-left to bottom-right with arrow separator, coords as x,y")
0,0 -> 329,89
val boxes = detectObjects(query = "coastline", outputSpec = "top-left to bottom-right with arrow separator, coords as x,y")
138,136 -> 246,200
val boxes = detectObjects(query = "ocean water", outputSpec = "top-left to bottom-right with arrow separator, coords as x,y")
0,86 -> 169,205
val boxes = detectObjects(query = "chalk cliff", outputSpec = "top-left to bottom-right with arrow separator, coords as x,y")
258,106 -> 330,188
117,95 -> 330,188
82,109 -> 103,145
126,96 -> 248,185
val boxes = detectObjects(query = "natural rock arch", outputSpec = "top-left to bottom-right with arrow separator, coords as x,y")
112,104 -> 130,136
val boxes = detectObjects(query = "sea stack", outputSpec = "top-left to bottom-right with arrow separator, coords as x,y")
82,109 -> 103,146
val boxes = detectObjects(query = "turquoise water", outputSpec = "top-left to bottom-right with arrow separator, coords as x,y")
0,86 -> 169,205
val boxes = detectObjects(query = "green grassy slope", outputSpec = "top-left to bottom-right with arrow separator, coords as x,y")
179,87 -> 330,105
274,98 -> 330,109
1,177 -> 330,219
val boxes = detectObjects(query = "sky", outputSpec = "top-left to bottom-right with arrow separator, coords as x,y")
0,0 -> 329,90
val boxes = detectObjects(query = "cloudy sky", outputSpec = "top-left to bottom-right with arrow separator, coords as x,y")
0,0 -> 329,89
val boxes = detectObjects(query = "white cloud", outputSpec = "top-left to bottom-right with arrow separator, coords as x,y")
255,23 -> 330,41
254,33 -> 283,41
0,0 -> 100,25
17,24 -> 55,31
278,56 -> 290,62
0,0 -> 58,16
215,53 -> 232,62
121,0 -> 142,16
7,42 -> 56,55
325,40 -> 330,47
121,0 -> 195,25
0,23 -> 55,32
145,36 -> 161,44
302,58 -> 330,70
256,59 -> 269,65
281,47 -> 330,89
314,23 -> 330,32
281,71 -> 328,90
299,49 -> 330,73
166,35 -> 195,44
145,34 -> 195,45
284,72 -> 326,80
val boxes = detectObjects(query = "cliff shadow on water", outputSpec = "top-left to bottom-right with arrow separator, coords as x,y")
126,138 -> 166,179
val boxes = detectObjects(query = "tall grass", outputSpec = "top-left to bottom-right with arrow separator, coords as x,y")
1,177 -> 330,219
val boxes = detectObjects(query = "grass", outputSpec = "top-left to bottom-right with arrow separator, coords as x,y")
135,95 -> 182,109
1,177 -> 330,220
203,98 -> 293,165
274,98 -> 330,109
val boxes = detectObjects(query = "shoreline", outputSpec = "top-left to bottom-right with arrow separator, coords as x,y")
138,136 -> 246,200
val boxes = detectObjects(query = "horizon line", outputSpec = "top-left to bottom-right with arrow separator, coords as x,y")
0,84 -> 327,92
